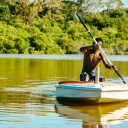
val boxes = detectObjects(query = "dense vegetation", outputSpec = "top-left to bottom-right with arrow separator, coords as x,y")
0,0 -> 128,54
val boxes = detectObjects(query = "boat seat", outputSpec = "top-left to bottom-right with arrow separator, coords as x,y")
99,77 -> 106,82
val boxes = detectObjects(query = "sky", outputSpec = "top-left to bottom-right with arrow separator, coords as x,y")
122,0 -> 128,7
30,0 -> 128,8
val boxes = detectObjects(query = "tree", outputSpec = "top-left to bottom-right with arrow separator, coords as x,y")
62,0 -> 124,13
38,0 -> 64,20
104,0 -> 124,10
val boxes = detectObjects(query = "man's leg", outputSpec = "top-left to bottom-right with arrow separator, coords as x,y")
80,72 -> 89,81
88,72 -> 96,81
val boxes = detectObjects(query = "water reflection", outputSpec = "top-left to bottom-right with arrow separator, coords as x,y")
0,58 -> 82,88
55,99 -> 128,128
0,55 -> 128,128
0,88 -> 55,127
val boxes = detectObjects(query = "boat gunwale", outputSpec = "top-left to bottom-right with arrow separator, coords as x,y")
56,82 -> 128,91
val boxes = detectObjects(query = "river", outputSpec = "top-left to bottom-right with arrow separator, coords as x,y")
0,54 -> 128,128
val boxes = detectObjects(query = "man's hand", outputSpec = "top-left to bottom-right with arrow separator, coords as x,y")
111,65 -> 117,70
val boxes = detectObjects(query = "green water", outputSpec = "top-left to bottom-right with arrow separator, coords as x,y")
0,54 -> 128,128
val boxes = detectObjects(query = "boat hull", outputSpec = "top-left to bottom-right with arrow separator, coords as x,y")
55,81 -> 128,104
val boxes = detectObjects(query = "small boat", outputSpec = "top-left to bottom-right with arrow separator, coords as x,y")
55,68 -> 128,104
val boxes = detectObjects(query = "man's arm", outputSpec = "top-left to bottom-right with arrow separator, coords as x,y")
80,45 -> 94,52
100,53 -> 117,70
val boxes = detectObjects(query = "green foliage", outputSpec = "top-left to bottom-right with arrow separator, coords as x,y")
0,1 -> 127,54
0,5 -> 10,20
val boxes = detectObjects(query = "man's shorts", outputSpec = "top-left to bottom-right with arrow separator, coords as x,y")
80,71 -> 96,81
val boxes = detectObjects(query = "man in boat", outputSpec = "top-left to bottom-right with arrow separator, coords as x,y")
80,38 -> 117,81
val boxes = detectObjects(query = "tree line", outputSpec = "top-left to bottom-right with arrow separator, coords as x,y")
0,0 -> 128,54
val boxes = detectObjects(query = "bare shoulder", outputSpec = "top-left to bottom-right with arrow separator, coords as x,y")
98,52 -> 104,60
99,52 -> 107,62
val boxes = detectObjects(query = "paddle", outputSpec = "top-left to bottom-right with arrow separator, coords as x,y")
75,12 -> 126,84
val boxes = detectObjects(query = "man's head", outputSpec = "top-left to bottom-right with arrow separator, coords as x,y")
93,38 -> 103,48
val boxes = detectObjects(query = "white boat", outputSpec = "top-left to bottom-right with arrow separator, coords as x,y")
55,68 -> 128,104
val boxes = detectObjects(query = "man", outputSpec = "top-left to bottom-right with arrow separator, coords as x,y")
80,38 -> 116,81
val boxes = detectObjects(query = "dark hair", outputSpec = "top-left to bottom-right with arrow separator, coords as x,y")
93,38 -> 103,44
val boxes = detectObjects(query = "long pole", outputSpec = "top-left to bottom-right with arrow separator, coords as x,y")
75,12 -> 126,84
